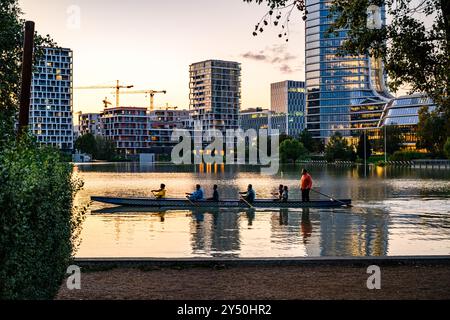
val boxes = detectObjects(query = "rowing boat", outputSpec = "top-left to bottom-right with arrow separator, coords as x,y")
91,196 -> 352,209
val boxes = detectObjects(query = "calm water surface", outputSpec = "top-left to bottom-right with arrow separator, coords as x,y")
73,163 -> 450,258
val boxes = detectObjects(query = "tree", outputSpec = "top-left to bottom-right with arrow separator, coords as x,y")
382,125 -> 405,155
325,132 -> 356,162
417,106 -> 447,155
356,133 -> 372,160
0,0 -> 54,145
298,129 -> 324,153
0,0 -> 85,299
94,136 -> 117,161
75,133 -> 97,156
444,138 -> 450,159
280,138 -> 308,163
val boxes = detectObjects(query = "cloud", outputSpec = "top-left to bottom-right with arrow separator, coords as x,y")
242,51 -> 267,61
280,64 -> 294,74
241,44 -> 300,74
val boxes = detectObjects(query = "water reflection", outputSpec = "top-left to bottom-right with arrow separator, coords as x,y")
75,163 -> 450,258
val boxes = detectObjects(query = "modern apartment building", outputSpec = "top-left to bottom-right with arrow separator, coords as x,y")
148,108 -> 190,153
78,112 -> 102,136
30,47 -> 74,151
304,0 -> 391,141
101,106 -> 150,155
189,60 -> 241,132
271,80 -> 306,136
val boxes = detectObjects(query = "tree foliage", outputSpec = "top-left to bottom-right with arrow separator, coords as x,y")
417,106 -> 447,155
444,137 -> 450,159
325,132 -> 356,162
298,129 -> 324,153
75,134 -> 117,161
0,0 -> 85,299
280,138 -> 308,163
0,135 -> 86,299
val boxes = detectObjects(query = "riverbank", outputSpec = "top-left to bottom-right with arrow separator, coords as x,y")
57,258 -> 450,300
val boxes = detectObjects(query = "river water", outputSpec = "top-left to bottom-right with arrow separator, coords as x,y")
73,163 -> 450,258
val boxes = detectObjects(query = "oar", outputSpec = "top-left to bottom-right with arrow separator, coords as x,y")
310,188 -> 353,208
185,195 -> 199,207
239,195 -> 255,209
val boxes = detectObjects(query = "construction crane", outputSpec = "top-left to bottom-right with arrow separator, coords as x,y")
121,89 -> 167,111
102,97 -> 112,108
75,80 -> 134,108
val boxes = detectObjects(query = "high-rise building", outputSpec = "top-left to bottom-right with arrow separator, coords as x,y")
305,0 -> 391,141
271,80 -> 306,136
30,47 -> 73,151
189,60 -> 241,132
101,106 -> 150,155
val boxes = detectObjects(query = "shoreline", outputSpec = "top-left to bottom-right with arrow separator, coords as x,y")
57,257 -> 450,300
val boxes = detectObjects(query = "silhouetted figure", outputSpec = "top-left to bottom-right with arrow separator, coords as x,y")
208,185 -> 220,201
300,169 -> 313,202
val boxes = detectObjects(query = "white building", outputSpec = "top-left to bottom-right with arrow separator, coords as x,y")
30,47 -> 73,151
189,60 -> 241,132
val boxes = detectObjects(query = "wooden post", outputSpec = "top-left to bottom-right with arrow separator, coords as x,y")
18,21 -> 35,137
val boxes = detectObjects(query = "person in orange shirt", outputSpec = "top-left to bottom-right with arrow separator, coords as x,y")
300,169 -> 313,202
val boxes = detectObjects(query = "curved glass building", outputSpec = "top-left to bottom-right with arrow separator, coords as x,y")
305,0 -> 392,140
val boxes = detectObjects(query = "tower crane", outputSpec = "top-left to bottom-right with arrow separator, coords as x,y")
75,80 -> 134,108
121,89 -> 167,111
102,97 -> 112,108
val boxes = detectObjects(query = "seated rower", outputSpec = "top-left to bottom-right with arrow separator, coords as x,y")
282,186 -> 289,202
272,184 -> 284,201
186,184 -> 205,201
207,185 -> 220,201
239,184 -> 256,204
151,184 -> 167,199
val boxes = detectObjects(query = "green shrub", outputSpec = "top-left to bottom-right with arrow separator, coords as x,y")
388,151 -> 427,161
0,135 -> 86,299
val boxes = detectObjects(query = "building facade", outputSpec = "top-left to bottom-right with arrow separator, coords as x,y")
379,94 -> 436,149
305,0 -> 391,141
271,80 -> 306,136
78,112 -> 102,136
30,47 -> 73,151
148,109 -> 190,153
190,60 -> 241,132
101,107 -> 150,155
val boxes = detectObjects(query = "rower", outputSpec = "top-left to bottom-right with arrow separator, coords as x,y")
300,169 -> 313,202
239,184 -> 256,204
282,186 -> 289,202
186,184 -> 204,201
151,184 -> 167,199
272,184 -> 284,201
207,185 -> 219,202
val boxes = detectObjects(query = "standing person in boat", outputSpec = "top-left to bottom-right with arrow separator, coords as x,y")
282,185 -> 289,202
151,184 -> 167,199
186,184 -> 204,201
272,184 -> 284,201
239,184 -> 256,204
207,185 -> 220,201
300,169 -> 313,202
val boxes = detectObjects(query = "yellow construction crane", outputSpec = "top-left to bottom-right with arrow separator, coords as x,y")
75,80 -> 134,108
121,89 -> 167,111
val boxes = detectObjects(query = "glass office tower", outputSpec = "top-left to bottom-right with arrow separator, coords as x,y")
305,0 -> 392,140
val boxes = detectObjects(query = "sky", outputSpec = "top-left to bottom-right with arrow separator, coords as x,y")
18,0 -> 306,115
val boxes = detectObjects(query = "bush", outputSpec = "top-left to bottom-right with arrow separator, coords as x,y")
389,151 -> 427,161
0,135 -> 86,299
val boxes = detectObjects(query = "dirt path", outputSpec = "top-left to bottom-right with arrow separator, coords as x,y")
57,264 -> 450,300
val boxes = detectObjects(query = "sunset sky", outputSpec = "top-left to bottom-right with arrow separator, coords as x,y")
19,0 -> 306,115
